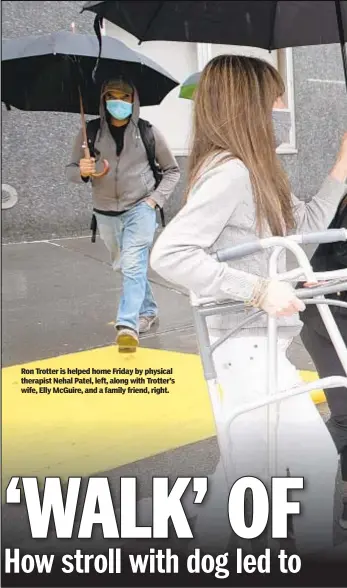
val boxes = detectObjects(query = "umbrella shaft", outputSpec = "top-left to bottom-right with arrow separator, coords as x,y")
78,86 -> 91,159
340,43 -> 347,92
335,0 -> 347,92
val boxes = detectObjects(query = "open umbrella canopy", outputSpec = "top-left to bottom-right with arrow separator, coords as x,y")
1,30 -> 179,114
82,1 -> 347,48
179,71 -> 200,100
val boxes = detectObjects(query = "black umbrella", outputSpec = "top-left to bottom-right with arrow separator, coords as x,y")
1,30 -> 179,113
82,0 -> 347,90
2,29 -> 178,178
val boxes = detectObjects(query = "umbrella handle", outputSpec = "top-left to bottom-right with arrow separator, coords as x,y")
83,145 -> 110,178
91,159 -> 110,179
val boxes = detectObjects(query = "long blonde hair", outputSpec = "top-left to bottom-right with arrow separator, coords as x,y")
186,54 -> 295,237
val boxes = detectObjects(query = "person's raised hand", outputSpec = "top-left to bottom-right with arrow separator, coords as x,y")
331,133 -> 347,183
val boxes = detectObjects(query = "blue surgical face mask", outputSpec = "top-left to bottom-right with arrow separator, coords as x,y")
272,109 -> 291,148
106,99 -> 133,121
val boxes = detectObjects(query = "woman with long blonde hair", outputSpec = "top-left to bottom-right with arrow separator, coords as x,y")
151,55 -> 347,554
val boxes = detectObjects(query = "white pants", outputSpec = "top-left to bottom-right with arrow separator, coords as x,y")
192,335 -> 338,555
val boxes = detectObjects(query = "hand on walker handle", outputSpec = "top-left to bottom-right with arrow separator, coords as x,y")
304,280 -> 328,288
259,280 -> 306,317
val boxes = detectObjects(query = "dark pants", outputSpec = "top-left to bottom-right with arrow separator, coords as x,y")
301,306 -> 347,481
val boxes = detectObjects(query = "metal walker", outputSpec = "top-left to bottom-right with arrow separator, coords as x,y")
190,229 -> 347,550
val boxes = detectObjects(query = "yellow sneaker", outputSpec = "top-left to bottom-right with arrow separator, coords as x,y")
115,327 -> 139,353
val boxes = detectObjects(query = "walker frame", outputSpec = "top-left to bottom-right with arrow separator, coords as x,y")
190,228 -> 347,550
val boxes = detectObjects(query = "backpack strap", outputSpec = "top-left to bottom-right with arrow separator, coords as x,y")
90,213 -> 97,243
138,118 -> 166,227
86,117 -> 101,159
138,119 -> 157,179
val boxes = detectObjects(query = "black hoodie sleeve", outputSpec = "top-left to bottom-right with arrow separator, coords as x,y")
310,196 -> 347,272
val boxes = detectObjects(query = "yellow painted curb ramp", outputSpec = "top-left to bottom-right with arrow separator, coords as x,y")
2,345 -> 325,496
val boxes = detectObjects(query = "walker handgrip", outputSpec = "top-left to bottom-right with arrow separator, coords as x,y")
214,229 -> 347,263
214,242 -> 262,262
299,229 -> 347,245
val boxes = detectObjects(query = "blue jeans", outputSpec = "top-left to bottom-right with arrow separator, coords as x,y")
95,201 -> 158,332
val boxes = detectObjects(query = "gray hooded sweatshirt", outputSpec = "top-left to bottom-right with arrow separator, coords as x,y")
66,87 -> 180,212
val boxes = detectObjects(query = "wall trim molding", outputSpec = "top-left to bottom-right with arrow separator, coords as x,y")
196,43 -> 213,69
283,47 -> 297,152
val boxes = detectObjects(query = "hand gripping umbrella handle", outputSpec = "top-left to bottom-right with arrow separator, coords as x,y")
90,159 -> 110,179
79,87 -> 110,179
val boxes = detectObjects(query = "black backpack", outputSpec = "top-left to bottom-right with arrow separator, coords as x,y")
86,117 -> 166,242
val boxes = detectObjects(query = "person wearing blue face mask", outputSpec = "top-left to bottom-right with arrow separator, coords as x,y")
66,79 -> 180,352
106,96 -> 133,120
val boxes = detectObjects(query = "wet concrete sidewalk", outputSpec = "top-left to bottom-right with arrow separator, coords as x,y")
2,234 -> 315,368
